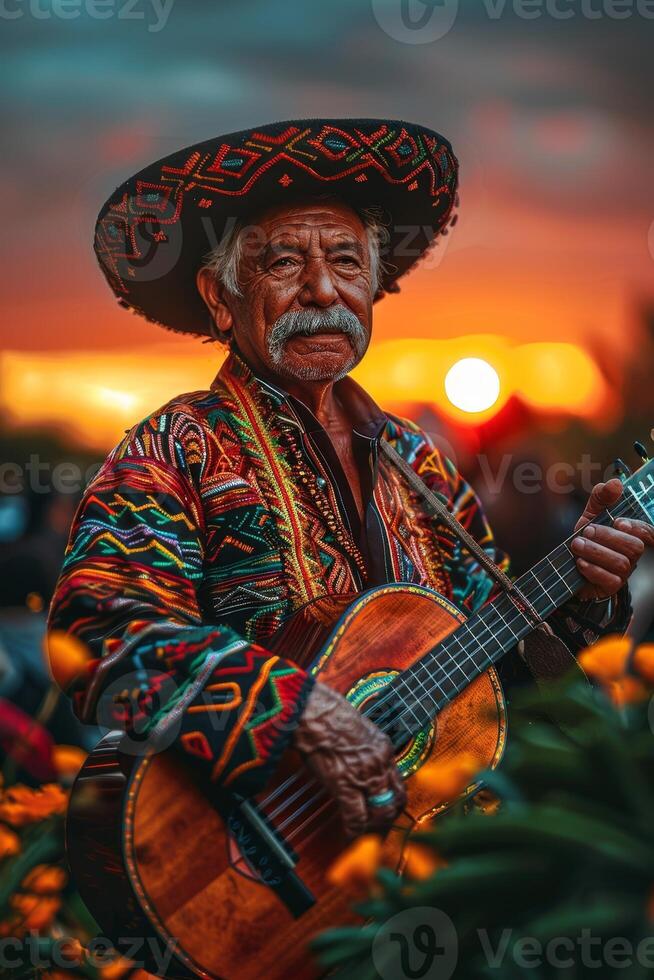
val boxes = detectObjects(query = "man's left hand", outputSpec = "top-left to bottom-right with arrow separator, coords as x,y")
571,478 -> 653,600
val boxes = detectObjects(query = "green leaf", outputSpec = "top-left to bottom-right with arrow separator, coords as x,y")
523,895 -> 641,941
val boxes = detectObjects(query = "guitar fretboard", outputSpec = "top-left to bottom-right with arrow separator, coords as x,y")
376,466 -> 654,745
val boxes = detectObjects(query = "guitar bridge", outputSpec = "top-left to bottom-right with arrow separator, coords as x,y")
221,795 -> 316,918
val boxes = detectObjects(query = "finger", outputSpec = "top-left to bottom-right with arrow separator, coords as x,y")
575,479 -> 624,528
614,518 -> 654,548
365,779 -> 403,831
577,524 -> 645,562
574,558 -> 623,597
367,800 -> 400,831
388,765 -> 407,811
337,786 -> 368,840
570,535 -> 633,578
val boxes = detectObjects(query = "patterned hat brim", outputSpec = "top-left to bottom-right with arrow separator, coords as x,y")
94,118 -> 459,338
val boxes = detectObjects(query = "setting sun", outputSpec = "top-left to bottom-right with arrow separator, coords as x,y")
444,358 -> 501,414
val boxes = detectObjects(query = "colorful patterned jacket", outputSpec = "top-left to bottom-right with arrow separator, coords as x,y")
47,349 -> 628,797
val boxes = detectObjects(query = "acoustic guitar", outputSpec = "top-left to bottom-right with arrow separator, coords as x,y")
66,451 -> 654,980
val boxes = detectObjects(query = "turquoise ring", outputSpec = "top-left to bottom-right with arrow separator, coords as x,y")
367,789 -> 396,808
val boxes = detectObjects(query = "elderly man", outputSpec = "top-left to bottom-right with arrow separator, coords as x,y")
48,118 -> 646,840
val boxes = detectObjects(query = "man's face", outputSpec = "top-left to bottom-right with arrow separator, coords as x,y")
199,200 -> 375,385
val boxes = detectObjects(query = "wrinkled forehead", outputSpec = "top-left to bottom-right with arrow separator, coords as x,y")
242,199 -> 368,252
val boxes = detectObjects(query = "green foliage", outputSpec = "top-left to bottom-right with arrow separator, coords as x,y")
316,678 -> 654,979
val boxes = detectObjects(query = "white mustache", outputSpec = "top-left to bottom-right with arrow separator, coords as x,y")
267,307 -> 367,364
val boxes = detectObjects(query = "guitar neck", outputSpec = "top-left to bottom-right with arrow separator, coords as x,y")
384,461 -> 654,742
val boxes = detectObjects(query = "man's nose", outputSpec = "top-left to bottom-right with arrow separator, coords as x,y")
297,256 -> 339,307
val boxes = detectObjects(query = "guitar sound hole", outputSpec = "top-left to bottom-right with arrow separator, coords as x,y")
365,692 -> 414,752
348,672 -> 437,777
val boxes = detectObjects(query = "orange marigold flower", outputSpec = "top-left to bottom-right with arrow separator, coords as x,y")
327,834 -> 383,895
607,676 -> 650,709
9,893 -> 60,932
22,864 -> 67,894
578,635 -> 632,683
0,824 -> 20,859
0,784 -> 67,827
44,630 -> 92,692
472,788 -> 502,816
632,644 -> 654,686
413,752 -> 481,803
0,919 -> 18,938
52,745 -> 87,782
99,955 -> 136,980
58,938 -> 85,968
403,842 -> 446,881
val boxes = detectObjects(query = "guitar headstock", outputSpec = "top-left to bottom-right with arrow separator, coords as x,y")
615,436 -> 654,527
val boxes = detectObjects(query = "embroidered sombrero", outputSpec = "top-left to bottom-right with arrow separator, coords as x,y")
94,118 -> 459,338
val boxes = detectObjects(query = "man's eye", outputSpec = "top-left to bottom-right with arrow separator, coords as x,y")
270,257 -> 297,270
334,255 -> 360,267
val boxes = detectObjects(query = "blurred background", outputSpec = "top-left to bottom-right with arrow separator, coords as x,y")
1,0 -> 654,774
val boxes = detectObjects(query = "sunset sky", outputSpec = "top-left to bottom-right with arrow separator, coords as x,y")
2,1 -> 653,450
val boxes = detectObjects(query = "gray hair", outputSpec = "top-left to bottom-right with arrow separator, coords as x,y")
201,205 -> 390,300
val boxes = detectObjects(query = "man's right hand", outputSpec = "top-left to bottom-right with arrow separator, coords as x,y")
293,681 -> 406,839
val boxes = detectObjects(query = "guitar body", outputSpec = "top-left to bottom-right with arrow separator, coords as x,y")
66,584 -> 506,980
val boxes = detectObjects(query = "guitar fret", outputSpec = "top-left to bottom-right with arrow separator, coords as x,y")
466,609 -> 503,657
626,485 -> 652,521
393,689 -> 424,728
382,460 -> 654,740
406,668 -> 440,714
443,632 -> 480,681
545,556 -> 573,596
488,599 -> 522,641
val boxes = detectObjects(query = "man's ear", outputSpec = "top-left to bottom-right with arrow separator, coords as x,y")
196,268 -> 234,339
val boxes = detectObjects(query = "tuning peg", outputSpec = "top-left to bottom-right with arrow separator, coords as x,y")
613,458 -> 632,481
634,441 -> 650,463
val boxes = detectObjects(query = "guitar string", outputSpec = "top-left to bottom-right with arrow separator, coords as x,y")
369,489 -> 646,734
368,561 -> 570,734
268,560 -> 571,837
260,512 -> 620,829
252,549 -> 586,837
264,487 -> 652,849
373,544 -> 602,735
255,537 -> 585,815
331,509 -> 608,738
255,492 -> 641,825
256,491 -> 644,835
232,483 -> 653,871
378,492 -> 642,735
267,528 -> 611,845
